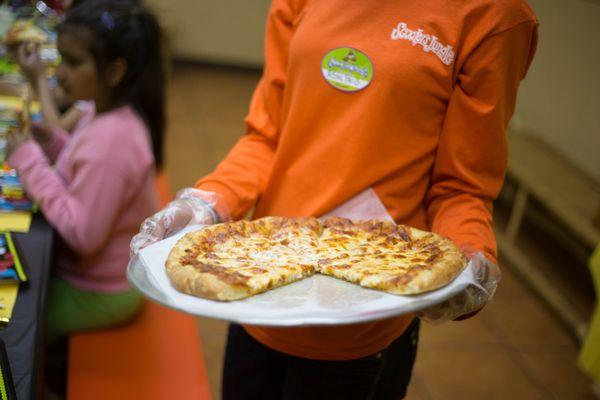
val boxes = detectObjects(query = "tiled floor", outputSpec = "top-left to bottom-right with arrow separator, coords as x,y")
165,63 -> 597,400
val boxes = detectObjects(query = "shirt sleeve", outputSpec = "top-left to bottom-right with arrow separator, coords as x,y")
8,140 -> 131,257
195,0 -> 299,220
425,21 -> 538,263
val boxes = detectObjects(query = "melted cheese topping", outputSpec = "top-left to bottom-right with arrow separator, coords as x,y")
177,216 -> 451,293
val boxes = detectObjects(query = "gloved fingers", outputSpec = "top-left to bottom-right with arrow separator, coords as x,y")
130,188 -> 229,258
410,246 -> 504,324
175,188 -> 230,222
130,203 -> 195,257
416,284 -> 487,324
130,218 -> 161,257
161,204 -> 196,236
452,308 -> 483,321
186,196 -> 220,225
469,252 -> 502,298
416,252 -> 501,324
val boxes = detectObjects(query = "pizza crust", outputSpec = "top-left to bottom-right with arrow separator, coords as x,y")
165,231 -> 251,300
370,241 -> 467,295
165,220 -> 318,300
404,240 -> 466,294
166,264 -> 253,301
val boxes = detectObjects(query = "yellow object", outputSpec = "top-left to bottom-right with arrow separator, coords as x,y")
0,95 -> 40,114
579,245 -> 600,382
0,212 -> 31,233
0,282 -> 18,327
3,19 -> 49,45
5,232 -> 26,282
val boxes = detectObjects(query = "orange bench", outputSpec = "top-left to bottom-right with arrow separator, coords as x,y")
67,172 -> 212,399
155,170 -> 173,209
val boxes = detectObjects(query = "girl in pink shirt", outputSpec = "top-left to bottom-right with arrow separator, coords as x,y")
6,0 -> 164,373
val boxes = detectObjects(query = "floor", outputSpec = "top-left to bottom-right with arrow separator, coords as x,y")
164,62 -> 598,400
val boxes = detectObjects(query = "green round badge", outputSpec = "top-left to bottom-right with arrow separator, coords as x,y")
321,47 -> 374,92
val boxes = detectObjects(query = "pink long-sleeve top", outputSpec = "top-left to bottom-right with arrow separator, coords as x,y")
8,105 -> 158,292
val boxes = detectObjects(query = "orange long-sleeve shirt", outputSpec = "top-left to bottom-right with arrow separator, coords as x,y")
197,0 -> 538,360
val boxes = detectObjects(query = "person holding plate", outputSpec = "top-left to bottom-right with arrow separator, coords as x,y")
132,0 -> 539,397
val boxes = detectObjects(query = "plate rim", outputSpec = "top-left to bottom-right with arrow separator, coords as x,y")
127,255 -> 473,327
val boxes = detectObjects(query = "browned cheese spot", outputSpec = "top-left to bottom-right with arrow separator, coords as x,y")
318,258 -> 333,267
395,226 -> 412,241
426,252 -> 440,263
300,265 -> 313,274
213,232 -> 228,244
333,264 -> 351,270
390,273 -> 415,286
187,260 -> 249,285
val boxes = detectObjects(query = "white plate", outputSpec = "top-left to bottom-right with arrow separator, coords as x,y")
127,225 -> 476,327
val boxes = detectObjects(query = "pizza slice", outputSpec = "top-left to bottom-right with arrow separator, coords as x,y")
165,217 -> 320,301
317,217 -> 466,295
4,21 -> 49,45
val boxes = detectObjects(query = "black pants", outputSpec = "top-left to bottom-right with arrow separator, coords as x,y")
222,319 -> 419,400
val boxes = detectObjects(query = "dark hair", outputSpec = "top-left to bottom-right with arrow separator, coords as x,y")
59,0 -> 165,169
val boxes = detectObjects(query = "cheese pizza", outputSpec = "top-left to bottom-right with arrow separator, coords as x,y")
165,216 -> 467,301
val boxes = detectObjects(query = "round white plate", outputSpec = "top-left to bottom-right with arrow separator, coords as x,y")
127,227 -> 475,327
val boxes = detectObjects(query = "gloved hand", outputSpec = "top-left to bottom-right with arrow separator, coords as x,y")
130,188 -> 228,257
416,250 -> 501,324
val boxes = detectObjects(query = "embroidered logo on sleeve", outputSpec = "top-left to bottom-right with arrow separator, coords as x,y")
391,22 -> 455,66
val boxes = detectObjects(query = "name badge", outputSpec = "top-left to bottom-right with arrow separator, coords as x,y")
321,47 -> 373,92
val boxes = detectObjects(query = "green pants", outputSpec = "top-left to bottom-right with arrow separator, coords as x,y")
45,276 -> 143,344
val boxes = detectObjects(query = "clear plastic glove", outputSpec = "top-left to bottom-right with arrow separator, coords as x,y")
416,251 -> 501,324
130,188 -> 229,257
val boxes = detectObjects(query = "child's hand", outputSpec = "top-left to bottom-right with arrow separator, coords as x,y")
30,122 -> 54,144
16,44 -> 45,88
6,127 -> 32,158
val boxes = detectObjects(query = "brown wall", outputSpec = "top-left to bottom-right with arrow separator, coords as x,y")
147,0 -> 270,67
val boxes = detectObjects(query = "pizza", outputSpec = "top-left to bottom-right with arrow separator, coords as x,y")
165,216 -> 467,301
4,21 -> 49,45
